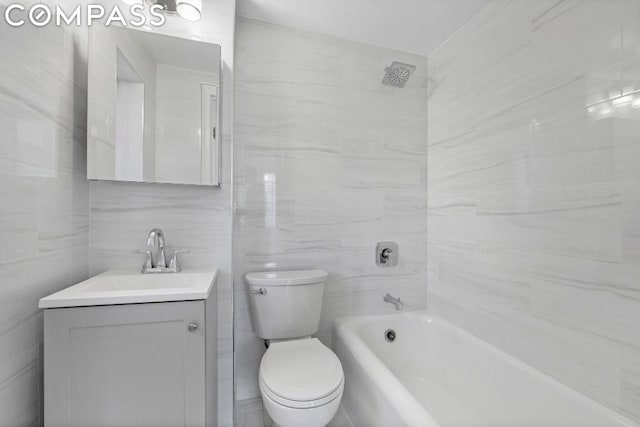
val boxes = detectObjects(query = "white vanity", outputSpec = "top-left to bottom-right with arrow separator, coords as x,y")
39,269 -> 218,427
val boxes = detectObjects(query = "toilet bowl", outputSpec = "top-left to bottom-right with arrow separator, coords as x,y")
245,270 -> 344,427
259,338 -> 343,427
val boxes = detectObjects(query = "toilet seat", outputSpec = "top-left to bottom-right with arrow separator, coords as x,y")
259,338 -> 344,409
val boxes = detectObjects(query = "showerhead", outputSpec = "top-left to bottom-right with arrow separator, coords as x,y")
382,61 -> 416,88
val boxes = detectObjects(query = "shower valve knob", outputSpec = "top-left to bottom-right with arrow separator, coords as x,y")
376,242 -> 398,267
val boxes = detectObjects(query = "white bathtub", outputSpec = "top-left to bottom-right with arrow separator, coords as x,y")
333,311 -> 638,427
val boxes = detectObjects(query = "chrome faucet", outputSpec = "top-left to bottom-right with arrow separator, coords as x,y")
146,228 -> 167,268
383,293 -> 403,311
133,228 -> 189,273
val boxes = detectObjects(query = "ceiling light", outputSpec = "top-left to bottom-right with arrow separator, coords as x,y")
176,0 -> 201,21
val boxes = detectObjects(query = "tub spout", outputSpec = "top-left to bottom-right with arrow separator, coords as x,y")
383,293 -> 403,311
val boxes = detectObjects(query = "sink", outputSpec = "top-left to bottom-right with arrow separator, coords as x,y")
39,269 -> 217,309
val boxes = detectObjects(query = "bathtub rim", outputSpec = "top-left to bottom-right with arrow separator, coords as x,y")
333,310 -> 639,427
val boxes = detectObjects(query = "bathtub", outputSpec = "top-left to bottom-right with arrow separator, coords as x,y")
333,311 -> 638,427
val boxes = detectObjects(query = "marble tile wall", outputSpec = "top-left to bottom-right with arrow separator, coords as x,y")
233,18 -> 429,402
428,0 -> 640,421
0,4 -> 90,425
0,1 -> 235,426
88,1 -> 236,426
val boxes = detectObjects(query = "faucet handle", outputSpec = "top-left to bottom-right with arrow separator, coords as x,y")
133,249 -> 153,270
169,249 -> 190,271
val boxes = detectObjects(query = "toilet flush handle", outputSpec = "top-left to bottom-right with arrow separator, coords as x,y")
249,287 -> 267,295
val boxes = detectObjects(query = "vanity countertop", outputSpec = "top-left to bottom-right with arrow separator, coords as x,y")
39,269 -> 217,309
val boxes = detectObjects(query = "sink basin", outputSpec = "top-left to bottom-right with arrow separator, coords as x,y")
39,269 -> 217,308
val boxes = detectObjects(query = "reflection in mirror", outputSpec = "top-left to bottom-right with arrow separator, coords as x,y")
115,49 -> 145,182
87,26 -> 221,186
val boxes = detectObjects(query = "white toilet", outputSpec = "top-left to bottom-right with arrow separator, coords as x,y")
245,270 -> 344,427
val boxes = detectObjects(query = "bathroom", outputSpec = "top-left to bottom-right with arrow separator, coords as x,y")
1,0 -> 640,426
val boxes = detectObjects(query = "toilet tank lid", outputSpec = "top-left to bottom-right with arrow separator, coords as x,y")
245,269 -> 328,286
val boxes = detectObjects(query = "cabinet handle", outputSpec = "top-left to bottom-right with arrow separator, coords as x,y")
188,322 -> 199,332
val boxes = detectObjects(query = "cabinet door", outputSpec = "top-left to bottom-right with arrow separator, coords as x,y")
44,301 -> 205,427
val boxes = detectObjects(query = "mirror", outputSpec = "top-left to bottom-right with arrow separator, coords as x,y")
87,26 -> 221,186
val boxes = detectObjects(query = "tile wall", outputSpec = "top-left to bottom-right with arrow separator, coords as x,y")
0,3 -> 89,424
0,0 -> 235,425
427,0 -> 640,421
233,18 -> 429,402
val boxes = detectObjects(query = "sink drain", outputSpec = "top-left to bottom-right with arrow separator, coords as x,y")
385,329 -> 396,342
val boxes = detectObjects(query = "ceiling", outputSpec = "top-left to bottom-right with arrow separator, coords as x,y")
236,0 -> 491,57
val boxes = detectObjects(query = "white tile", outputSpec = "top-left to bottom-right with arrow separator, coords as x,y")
428,0 -> 640,420
0,6 -> 90,423
0,1 -> 235,425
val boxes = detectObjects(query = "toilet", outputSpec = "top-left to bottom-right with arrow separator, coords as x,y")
245,270 -> 344,427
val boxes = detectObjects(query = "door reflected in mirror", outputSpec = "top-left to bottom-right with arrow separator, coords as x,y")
88,26 -> 221,186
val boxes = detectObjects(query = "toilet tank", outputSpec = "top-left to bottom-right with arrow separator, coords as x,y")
245,270 -> 328,340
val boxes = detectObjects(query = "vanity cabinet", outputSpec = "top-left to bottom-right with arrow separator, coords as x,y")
43,289 -> 217,427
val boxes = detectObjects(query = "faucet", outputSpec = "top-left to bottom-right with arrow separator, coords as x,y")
380,248 -> 393,264
146,228 -> 167,268
383,293 -> 403,311
133,228 -> 189,273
